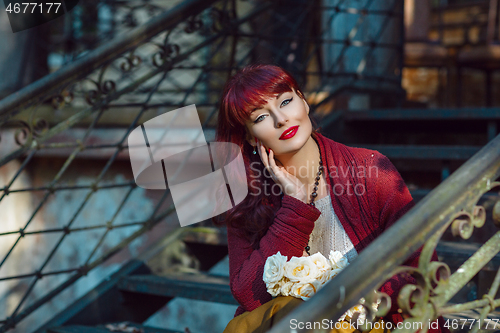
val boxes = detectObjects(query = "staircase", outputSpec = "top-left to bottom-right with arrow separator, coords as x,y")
323,107 -> 500,200
33,229 -> 500,333
34,227 -> 234,333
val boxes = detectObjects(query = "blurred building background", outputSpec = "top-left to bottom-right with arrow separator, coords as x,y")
405,0 -> 500,108
0,0 -> 499,332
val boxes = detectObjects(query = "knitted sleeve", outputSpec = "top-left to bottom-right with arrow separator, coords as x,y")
227,195 -> 321,317
367,152 -> 441,330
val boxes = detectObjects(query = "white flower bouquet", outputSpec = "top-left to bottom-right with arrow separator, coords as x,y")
263,250 -> 377,322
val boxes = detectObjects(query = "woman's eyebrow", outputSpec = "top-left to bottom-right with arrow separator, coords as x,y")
249,92 -> 289,113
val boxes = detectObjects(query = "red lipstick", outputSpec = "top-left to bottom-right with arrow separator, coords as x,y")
279,126 -> 299,140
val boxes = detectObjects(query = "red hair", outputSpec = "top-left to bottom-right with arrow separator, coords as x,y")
213,64 -> 317,248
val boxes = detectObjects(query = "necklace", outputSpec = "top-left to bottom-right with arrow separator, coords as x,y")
305,157 -> 323,255
309,159 -> 323,207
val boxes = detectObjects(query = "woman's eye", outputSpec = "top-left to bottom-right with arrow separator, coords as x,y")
254,115 -> 265,123
281,98 -> 293,107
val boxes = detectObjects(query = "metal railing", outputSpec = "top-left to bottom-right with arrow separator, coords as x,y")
0,0 -> 404,331
38,0 -> 181,71
268,133 -> 500,333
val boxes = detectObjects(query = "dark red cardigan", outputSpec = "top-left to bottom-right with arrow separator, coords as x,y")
227,133 -> 443,330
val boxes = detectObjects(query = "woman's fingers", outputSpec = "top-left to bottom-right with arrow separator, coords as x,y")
258,141 -> 270,171
255,140 -> 306,202
258,141 -> 272,176
256,141 -> 289,186
268,149 -> 278,170
268,149 -> 282,181
258,140 -> 277,181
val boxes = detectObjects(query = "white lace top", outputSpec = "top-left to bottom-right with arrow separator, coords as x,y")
307,195 -> 358,263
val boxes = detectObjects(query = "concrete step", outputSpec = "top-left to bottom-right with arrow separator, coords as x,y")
117,273 -> 237,305
342,108 -> 500,121
347,144 -> 481,160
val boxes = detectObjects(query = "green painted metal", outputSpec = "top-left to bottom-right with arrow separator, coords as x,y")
470,268 -> 500,333
433,232 -> 500,305
440,298 -> 500,315
435,242 -> 500,272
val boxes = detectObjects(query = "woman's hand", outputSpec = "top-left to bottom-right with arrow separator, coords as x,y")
257,140 -> 308,203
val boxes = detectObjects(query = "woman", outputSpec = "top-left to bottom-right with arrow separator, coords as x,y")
214,64 -> 443,332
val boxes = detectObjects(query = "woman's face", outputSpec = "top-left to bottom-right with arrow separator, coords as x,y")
245,89 -> 311,156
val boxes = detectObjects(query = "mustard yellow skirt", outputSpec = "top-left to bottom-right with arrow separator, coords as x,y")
223,296 -> 389,333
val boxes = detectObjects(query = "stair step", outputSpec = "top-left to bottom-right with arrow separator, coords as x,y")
117,273 -> 237,305
48,324 -> 182,333
343,108 -> 500,121
348,144 -> 481,160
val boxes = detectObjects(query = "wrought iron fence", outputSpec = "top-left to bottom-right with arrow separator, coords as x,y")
0,0 -> 404,331
44,0 -> 181,71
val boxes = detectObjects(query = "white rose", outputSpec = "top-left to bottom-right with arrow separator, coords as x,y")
266,281 -> 282,297
336,257 -> 349,270
339,299 -> 368,323
284,256 -> 319,283
346,304 -> 366,323
311,271 -> 330,292
372,298 -> 381,311
328,268 -> 343,280
263,251 -> 287,285
280,277 -> 294,296
290,282 -> 317,301
329,250 -> 349,270
309,252 -> 331,274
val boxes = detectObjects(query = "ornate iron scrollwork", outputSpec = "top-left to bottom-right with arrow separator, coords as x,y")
361,182 -> 500,333
152,42 -> 180,68
184,15 -> 204,33
51,89 -> 74,109
0,117 -> 49,149
84,76 -> 117,106
353,290 -> 393,332
120,51 -> 142,72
